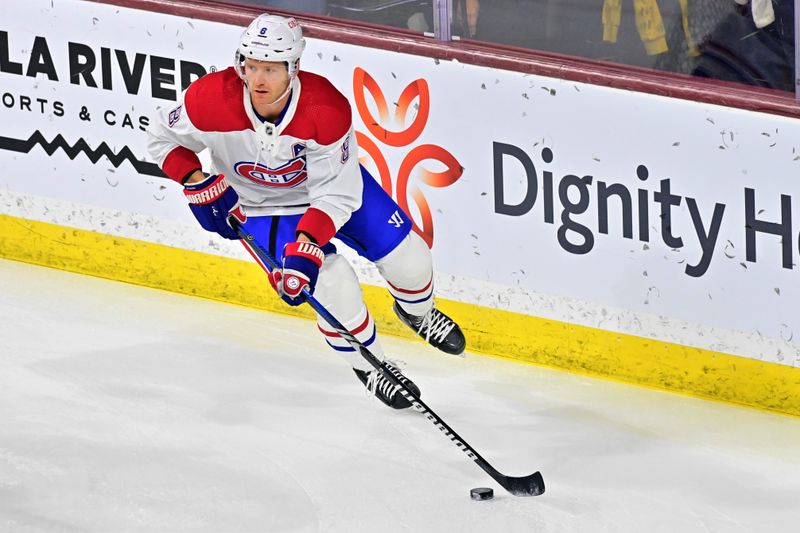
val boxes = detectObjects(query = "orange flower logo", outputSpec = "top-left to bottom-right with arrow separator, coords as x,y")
352,67 -> 462,248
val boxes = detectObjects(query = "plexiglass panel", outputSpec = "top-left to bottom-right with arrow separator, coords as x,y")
124,0 -> 797,94
454,0 -> 795,94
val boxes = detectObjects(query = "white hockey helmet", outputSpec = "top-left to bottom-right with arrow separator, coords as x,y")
235,13 -> 306,80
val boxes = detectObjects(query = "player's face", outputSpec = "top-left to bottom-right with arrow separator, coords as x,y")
244,59 -> 291,105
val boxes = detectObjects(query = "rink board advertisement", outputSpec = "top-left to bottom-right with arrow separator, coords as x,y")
1,0 -> 798,412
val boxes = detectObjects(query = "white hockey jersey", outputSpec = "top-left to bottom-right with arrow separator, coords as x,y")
147,67 -> 363,245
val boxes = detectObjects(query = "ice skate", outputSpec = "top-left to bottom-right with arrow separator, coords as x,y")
353,361 -> 420,410
393,302 -> 466,356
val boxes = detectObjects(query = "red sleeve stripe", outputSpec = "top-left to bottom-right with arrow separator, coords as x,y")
318,312 -> 372,337
296,207 -> 337,246
162,146 -> 201,184
387,276 -> 433,295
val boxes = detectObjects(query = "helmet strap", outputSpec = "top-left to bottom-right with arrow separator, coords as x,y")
269,78 -> 294,107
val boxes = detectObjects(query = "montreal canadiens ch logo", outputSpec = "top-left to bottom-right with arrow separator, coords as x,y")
234,158 -> 307,188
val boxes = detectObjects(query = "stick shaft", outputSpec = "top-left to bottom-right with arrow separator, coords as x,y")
233,220 -> 544,496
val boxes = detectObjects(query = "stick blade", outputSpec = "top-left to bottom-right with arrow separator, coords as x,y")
500,471 -> 545,497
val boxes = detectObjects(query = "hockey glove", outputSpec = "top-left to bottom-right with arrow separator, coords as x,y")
183,174 -> 246,240
269,241 -> 325,306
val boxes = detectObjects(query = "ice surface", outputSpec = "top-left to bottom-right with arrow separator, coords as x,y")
1,258 -> 799,533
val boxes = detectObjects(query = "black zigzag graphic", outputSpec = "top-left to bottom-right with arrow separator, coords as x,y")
0,130 -> 166,178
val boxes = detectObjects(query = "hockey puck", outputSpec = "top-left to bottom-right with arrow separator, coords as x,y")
470,487 -> 494,501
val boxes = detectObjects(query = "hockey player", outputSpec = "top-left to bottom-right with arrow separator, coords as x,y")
147,13 -> 466,410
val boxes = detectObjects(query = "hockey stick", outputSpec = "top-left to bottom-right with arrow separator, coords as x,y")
230,217 -> 545,497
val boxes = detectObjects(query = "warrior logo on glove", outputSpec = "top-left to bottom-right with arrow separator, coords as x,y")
269,240 -> 325,306
183,174 -> 246,240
